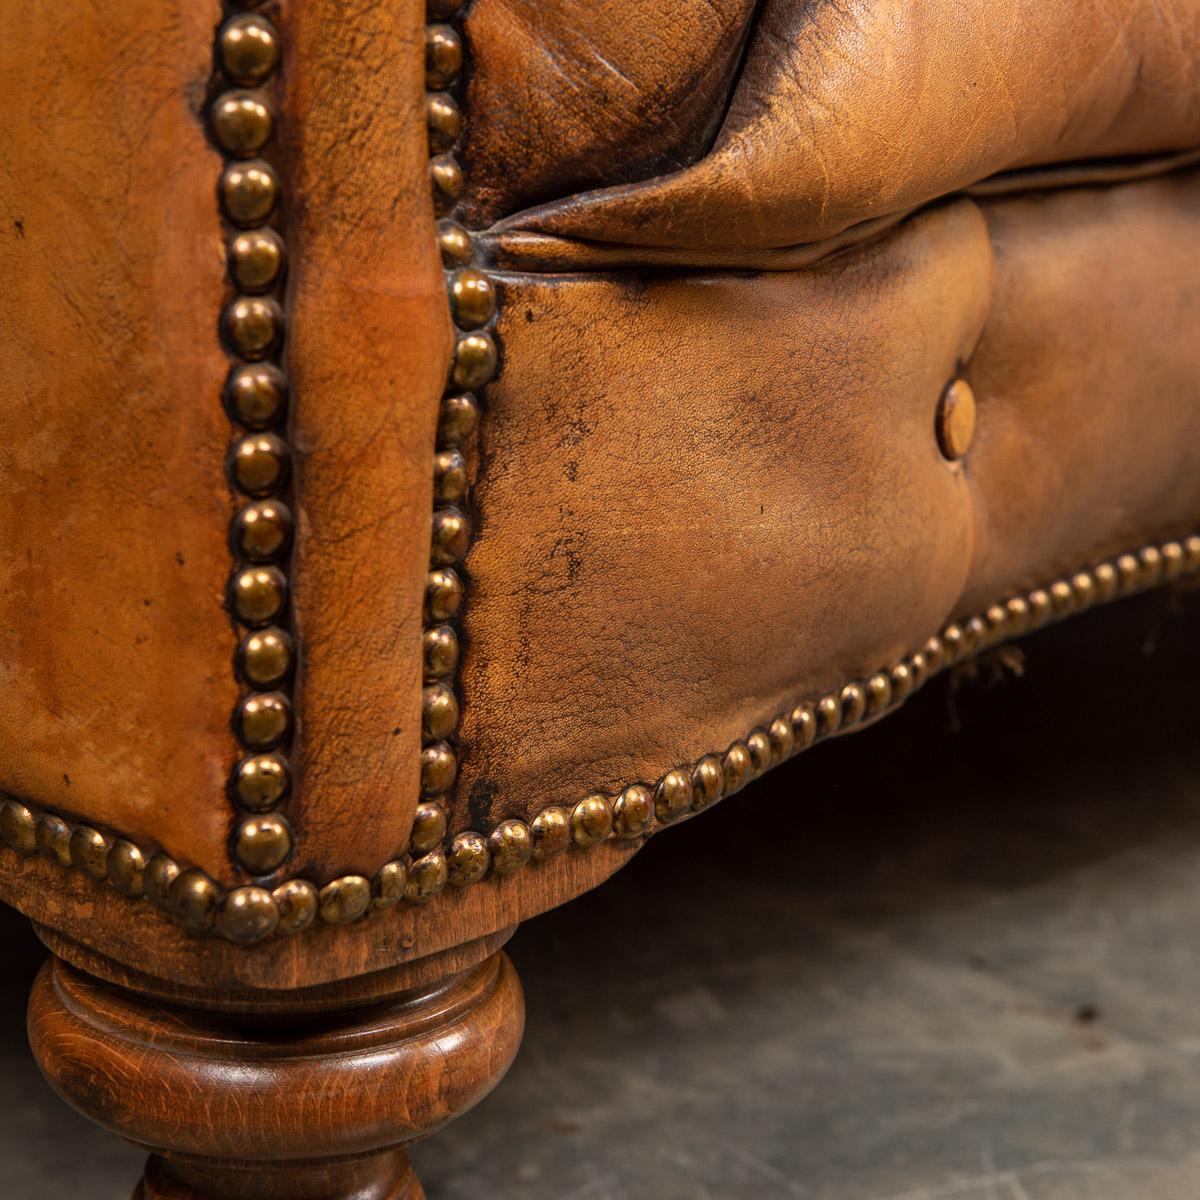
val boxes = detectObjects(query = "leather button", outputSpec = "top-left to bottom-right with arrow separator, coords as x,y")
937,378 -> 977,460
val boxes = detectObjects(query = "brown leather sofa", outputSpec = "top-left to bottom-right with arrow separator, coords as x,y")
2,0 -> 1199,1196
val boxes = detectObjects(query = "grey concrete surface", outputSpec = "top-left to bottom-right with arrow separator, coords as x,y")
2,587 -> 1199,1198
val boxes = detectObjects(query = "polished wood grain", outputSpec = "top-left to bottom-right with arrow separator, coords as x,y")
28,943 -> 524,1200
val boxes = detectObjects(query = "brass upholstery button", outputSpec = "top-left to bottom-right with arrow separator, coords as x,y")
172,868 -> 219,931
217,886 -> 280,944
570,794 -> 613,847
238,627 -> 292,687
448,831 -> 491,885
420,741 -> 458,795
219,14 -> 280,84
228,229 -> 284,292
372,861 -> 409,909
530,807 -> 571,860
226,363 -> 287,428
430,507 -> 470,565
221,161 -> 279,226
450,269 -> 497,330
452,332 -> 498,389
406,850 -> 449,903
437,393 -> 480,447
488,819 -> 533,875
426,92 -> 462,153
424,24 -> 463,88
937,378 -> 977,460
318,875 -> 370,924
423,623 -> 459,679
107,840 -> 146,897
422,682 -> 459,740
425,567 -> 464,621
273,878 -> 318,933
223,296 -> 284,359
436,220 -> 472,267
232,565 -> 287,625
430,154 -> 464,214
236,691 -> 291,749
232,499 -> 293,562
212,92 -> 273,156
410,800 -> 448,854
232,753 -> 290,811
235,813 -> 292,873
231,432 -> 289,495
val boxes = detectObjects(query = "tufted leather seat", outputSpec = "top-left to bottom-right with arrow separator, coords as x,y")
1,0 -> 1198,1195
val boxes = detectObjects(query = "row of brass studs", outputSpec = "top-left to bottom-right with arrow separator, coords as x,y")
416,0 -> 502,867
5,535 -> 1196,943
214,1 -> 296,881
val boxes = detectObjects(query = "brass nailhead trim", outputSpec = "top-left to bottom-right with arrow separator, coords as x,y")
212,2 -> 295,881
411,0 -> 498,871
2,533 -> 1196,943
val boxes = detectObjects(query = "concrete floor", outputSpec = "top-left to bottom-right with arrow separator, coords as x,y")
3,587 -> 1200,1198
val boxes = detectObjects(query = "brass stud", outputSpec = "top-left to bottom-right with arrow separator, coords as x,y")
1116,553 -> 1141,593
232,498 -> 293,562
1092,563 -> 1118,602
437,219 -> 473,267
430,154 -> 464,214
228,228 -> 285,292
530,807 -> 572,860
406,849 -> 449,903
431,507 -> 471,565
172,868 -> 219,932
1005,596 -> 1030,635
865,672 -> 892,716
235,691 -> 291,750
889,662 -> 914,704
426,92 -> 462,153
768,716 -> 794,764
922,636 -> 946,676
489,819 -> 533,875
273,877 -> 318,933
433,448 -> 469,504
409,800 -> 448,854
234,813 -> 292,873
423,623 -> 459,679
654,768 -> 693,824
1184,535 -> 1200,573
221,160 -> 279,226
965,616 -> 987,653
35,813 -> 71,868
941,623 -> 966,663
840,683 -> 866,726
232,565 -> 287,625
422,682 -> 460,741
448,830 -> 491,885
908,651 -> 929,691
612,785 -> 654,839
815,695 -> 841,737
1049,579 -> 1075,618
238,627 -> 293,688
318,875 -> 370,925
450,269 -> 497,331
745,729 -> 771,777
438,392 -> 481,448
690,754 -> 724,811
571,794 -> 613,847
420,741 -> 458,795
226,362 -> 287,429
791,704 -> 817,750
425,24 -> 463,88
145,854 -> 181,911
1026,588 -> 1053,628
984,603 -> 1008,645
231,432 -> 289,495
69,826 -> 111,881
219,14 -> 281,85
722,743 -> 751,797
426,567 -> 465,621
452,331 -> 498,389
107,840 -> 146,897
217,885 -> 279,944
372,860 -> 409,909
1071,571 -> 1096,611
212,91 -> 273,157
1,799 -> 36,856
224,296 -> 284,360
1161,541 -> 1186,581
936,378 -> 977,460
1139,545 -> 1163,587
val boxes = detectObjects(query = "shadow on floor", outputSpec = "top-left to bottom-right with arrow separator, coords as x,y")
4,587 -> 1200,1198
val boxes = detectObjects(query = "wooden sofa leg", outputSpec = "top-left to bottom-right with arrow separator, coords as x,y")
27,942 -> 525,1200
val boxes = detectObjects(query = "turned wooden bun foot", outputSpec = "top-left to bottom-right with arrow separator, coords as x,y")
28,948 -> 524,1200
